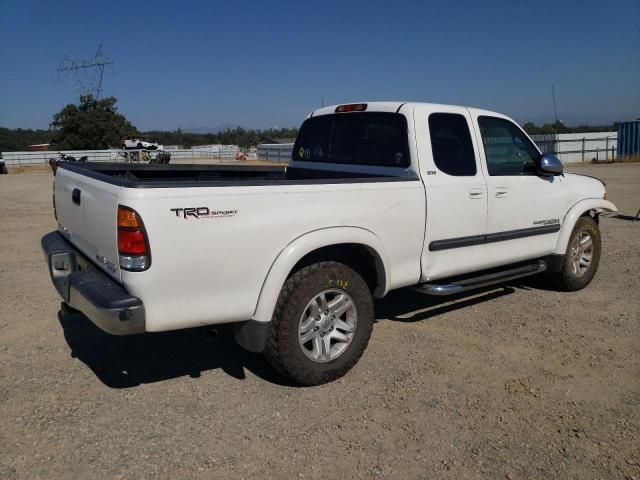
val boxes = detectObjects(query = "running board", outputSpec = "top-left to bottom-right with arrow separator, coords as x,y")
411,260 -> 547,296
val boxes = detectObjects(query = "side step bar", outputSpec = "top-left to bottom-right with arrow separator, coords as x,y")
411,260 -> 547,296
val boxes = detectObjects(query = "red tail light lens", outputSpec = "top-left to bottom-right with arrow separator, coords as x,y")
118,229 -> 147,255
117,206 -> 150,271
335,103 -> 367,113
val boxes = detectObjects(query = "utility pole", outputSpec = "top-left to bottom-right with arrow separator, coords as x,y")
57,44 -> 114,98
552,85 -> 559,124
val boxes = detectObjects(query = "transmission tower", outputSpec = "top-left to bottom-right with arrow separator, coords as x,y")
57,44 -> 114,98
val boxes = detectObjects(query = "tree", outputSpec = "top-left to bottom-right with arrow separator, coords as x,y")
50,95 -> 137,150
522,122 -> 537,134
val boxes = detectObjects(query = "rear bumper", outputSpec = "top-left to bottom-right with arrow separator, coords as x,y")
41,231 -> 145,335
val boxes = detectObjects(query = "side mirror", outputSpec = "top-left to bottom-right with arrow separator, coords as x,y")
538,154 -> 563,176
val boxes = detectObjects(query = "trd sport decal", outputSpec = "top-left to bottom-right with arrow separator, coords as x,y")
170,207 -> 238,219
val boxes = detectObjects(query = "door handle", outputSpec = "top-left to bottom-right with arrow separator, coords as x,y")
495,188 -> 508,199
469,188 -> 483,199
72,188 -> 81,205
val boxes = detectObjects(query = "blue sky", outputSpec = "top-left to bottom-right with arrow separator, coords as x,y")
1,0 -> 639,131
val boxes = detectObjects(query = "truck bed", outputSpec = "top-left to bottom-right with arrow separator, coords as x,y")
58,162 -> 415,188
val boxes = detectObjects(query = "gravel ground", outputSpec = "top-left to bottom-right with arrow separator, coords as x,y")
1,163 -> 638,480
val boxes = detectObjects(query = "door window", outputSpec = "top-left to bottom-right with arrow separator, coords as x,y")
478,116 -> 540,176
428,113 -> 477,176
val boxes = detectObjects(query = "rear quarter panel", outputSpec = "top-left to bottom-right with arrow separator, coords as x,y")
120,180 -> 425,332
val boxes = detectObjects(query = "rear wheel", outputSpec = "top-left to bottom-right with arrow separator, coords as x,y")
547,216 -> 601,291
264,261 -> 374,385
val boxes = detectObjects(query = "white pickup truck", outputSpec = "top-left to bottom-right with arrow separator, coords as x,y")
43,102 -> 617,385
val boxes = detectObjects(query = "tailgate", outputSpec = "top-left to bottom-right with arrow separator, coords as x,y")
54,166 -> 122,280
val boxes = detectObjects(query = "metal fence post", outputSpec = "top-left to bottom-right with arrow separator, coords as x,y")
581,137 -> 585,163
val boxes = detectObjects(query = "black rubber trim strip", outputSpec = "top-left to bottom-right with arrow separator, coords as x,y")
58,162 -> 420,188
429,224 -> 561,251
395,103 -> 407,113
485,224 -> 560,243
429,234 -> 485,252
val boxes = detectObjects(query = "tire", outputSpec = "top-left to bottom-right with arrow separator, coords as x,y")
156,152 -> 171,164
264,261 -> 374,386
547,216 -> 601,291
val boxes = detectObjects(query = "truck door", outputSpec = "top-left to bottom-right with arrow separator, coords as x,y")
414,106 -> 489,280
473,114 -> 567,263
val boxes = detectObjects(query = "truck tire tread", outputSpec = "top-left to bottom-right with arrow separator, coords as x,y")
263,261 -> 373,386
547,216 -> 601,291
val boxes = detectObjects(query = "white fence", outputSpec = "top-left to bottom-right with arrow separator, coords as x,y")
191,144 -> 238,154
532,132 -> 618,164
1,147 -> 242,166
257,143 -> 294,162
257,135 -> 618,165
3,133 -> 619,167
2,150 -> 116,165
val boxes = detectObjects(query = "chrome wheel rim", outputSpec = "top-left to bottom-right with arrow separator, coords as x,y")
570,232 -> 593,277
298,289 -> 357,363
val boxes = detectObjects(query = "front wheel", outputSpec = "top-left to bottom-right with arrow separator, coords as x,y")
264,261 -> 374,385
547,216 -> 601,291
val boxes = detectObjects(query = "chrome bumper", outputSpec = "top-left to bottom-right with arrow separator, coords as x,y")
41,231 -> 145,335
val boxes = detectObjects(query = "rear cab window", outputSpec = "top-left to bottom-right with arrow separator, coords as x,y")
292,112 -> 410,167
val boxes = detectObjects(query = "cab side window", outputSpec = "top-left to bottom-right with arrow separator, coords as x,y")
478,116 -> 540,176
428,113 -> 477,176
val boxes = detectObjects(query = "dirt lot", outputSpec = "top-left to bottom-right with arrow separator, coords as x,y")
1,164 -> 638,480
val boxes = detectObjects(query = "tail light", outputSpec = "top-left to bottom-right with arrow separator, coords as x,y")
117,205 -> 150,271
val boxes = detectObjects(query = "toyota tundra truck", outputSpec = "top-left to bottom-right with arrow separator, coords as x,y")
42,102 -> 617,385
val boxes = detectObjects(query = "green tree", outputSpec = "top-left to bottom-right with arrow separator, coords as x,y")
50,95 -> 137,150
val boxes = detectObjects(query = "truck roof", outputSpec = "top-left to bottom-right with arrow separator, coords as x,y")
310,101 -> 506,120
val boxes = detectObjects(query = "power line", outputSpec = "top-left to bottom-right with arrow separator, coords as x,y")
56,44 -> 114,98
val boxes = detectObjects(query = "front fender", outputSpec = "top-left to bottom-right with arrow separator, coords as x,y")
554,198 -> 617,255
251,227 -> 391,323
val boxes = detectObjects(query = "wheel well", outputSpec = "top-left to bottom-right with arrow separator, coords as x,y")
581,209 -> 600,224
290,244 -> 384,294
